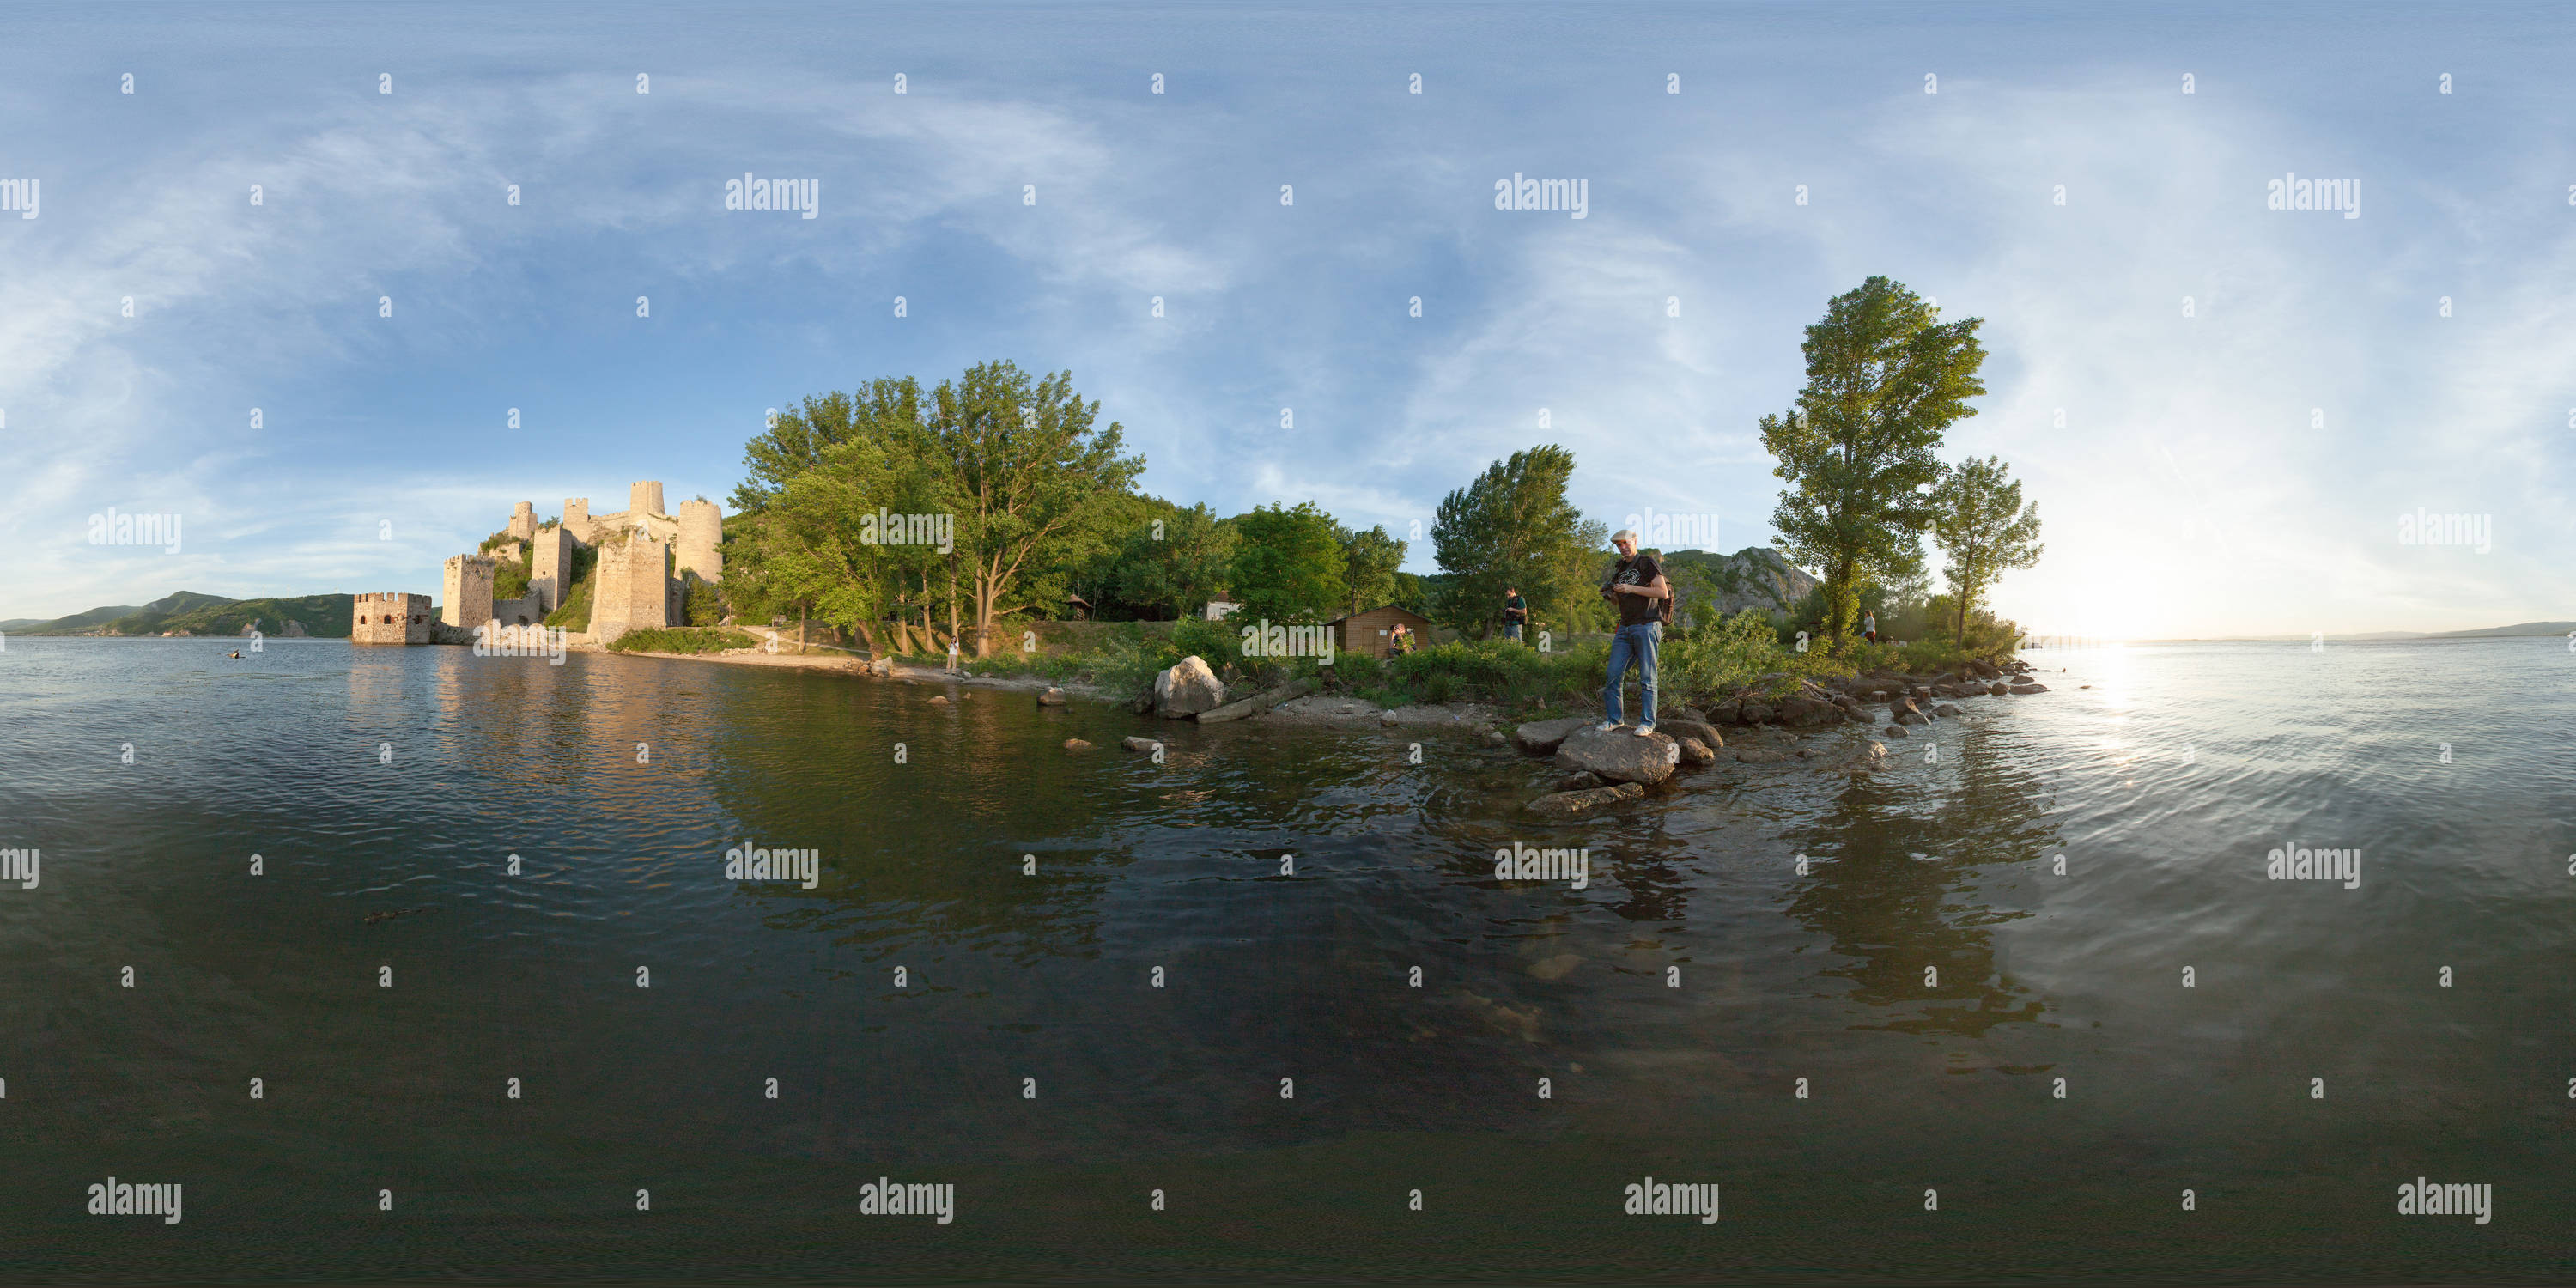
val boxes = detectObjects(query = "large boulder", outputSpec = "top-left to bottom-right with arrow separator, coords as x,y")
2009,682 -> 2048,695
1154,655 -> 1227,719
1778,696 -> 1840,727
1740,702 -> 1776,726
1525,781 -> 1647,818
1656,718 -> 1726,750
1514,716 -> 1595,755
1552,726 -> 1680,785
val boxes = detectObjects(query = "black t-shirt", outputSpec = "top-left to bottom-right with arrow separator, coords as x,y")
1606,555 -> 1664,628
1504,594 -> 1527,622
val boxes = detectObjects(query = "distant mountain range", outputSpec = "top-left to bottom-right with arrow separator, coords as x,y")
2140,622 -> 2575,643
2,591 -> 354,638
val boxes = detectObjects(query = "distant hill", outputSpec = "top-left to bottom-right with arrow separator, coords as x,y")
1657,547 -> 1821,616
2423,621 -> 2575,639
14,591 -> 353,638
3,603 -> 143,634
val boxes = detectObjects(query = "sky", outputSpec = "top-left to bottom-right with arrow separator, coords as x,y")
3,1 -> 2572,639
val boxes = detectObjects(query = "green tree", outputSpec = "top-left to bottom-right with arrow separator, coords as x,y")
1337,523 -> 1406,614
1430,445 -> 1593,639
1929,454 -> 2043,643
722,421 -> 954,654
924,361 -> 1145,655
1107,500 -> 1237,620
1759,276 -> 1986,648
1228,502 -> 1348,624
731,379 -> 929,515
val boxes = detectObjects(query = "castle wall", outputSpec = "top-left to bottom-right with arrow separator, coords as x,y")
352,592 -> 432,645
629,481 -> 665,519
529,524 -> 576,613
588,531 -> 671,644
441,555 -> 495,629
563,497 -> 592,544
677,497 -> 723,584
492,594 -> 544,626
508,501 -> 537,540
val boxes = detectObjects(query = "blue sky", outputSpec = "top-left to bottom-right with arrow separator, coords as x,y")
3,1 -> 2572,637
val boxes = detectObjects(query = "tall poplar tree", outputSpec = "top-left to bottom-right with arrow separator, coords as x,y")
1759,277 -> 1987,647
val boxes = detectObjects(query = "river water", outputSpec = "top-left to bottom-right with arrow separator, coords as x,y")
1,636 -> 2568,1283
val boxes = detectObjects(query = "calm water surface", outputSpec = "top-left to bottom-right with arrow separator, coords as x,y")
1,637 -> 2570,1283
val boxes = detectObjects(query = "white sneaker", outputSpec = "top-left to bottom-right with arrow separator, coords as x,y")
1595,720 -> 1620,732
1633,722 -> 1656,738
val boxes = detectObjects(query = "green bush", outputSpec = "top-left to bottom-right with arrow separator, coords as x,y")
544,572 -> 593,630
606,627 -> 759,654
492,557 -> 532,603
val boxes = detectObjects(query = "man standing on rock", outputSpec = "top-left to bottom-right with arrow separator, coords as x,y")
1597,529 -> 1669,737
1503,586 -> 1528,641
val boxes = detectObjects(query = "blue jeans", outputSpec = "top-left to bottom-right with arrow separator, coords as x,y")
1504,622 -> 1522,640
1603,622 -> 1661,726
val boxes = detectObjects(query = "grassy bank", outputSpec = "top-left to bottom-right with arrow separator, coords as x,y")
935,611 -> 2016,713
606,627 -> 760,654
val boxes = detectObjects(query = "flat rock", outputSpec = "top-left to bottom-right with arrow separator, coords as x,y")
1881,724 -> 1909,738
1731,747 -> 1790,764
1674,736 -> 1716,767
1555,769 -> 1605,791
1120,736 -> 1161,754
1154,655 -> 1227,719
927,694 -> 949,705
1523,781 -> 1645,817
1514,715 -> 1595,755
1552,726 -> 1680,785
1933,703 -> 1963,718
2009,683 -> 2048,694
1062,738 -> 1091,751
1038,688 -> 1067,706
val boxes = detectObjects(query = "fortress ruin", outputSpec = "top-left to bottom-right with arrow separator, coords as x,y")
351,481 -> 720,646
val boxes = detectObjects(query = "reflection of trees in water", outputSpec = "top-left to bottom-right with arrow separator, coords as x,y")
702,677 -> 1120,964
1782,729 -> 2062,1037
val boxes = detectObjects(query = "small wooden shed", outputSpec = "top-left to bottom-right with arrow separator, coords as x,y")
1329,604 -> 1436,658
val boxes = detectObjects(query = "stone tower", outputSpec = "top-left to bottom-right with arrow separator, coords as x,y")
351,592 -> 432,645
441,554 -> 495,629
563,497 -> 592,543
629,481 -> 665,518
508,501 -> 537,540
588,530 -> 670,644
677,498 -> 723,585
529,524 -> 577,613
